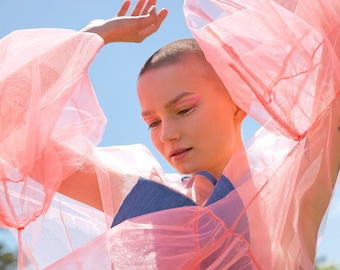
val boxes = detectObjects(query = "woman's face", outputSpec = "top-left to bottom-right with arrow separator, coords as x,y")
137,56 -> 241,178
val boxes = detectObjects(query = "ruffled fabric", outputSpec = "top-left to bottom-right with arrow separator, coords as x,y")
183,0 -> 340,268
1,0 -> 339,269
0,29 -> 106,267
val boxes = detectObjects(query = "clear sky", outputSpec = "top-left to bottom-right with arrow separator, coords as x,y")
0,0 -> 339,265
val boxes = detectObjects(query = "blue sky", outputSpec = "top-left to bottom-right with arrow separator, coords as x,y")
0,0 -> 339,264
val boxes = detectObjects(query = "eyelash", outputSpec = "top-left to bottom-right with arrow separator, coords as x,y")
147,106 -> 196,130
178,107 -> 195,116
148,120 -> 161,130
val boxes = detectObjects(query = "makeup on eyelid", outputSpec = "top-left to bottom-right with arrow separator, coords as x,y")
142,95 -> 202,123
173,96 -> 202,110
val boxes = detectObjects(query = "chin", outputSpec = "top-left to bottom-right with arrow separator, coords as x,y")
174,165 -> 197,176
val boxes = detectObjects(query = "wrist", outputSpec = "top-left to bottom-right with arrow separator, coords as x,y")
80,20 -> 113,44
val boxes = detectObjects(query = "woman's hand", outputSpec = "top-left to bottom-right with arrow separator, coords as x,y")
81,0 -> 168,44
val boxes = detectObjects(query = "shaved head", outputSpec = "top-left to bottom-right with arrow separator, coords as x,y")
138,38 -> 228,94
139,38 -> 209,77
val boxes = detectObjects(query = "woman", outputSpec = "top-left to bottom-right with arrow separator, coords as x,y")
1,0 -> 339,269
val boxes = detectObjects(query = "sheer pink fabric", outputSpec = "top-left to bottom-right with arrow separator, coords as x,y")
0,29 -> 106,268
1,0 -> 339,269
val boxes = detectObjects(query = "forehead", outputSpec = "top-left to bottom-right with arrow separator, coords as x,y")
138,54 -> 215,89
137,56 -> 210,97
137,55 -> 231,114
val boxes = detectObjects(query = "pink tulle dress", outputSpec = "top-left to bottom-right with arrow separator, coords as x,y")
1,0 -> 339,269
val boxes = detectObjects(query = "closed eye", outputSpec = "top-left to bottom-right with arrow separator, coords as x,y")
178,106 -> 195,116
148,120 -> 161,130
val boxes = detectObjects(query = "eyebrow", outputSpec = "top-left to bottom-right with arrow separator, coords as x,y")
141,91 -> 196,117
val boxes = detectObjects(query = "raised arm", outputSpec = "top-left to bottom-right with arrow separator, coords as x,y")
58,0 -> 167,212
295,22 -> 340,260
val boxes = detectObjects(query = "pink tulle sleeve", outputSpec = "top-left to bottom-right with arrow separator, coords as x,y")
185,0 -> 339,140
0,28 -> 106,267
187,0 -> 340,268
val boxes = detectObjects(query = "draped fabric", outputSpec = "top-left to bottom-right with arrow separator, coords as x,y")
0,0 -> 339,269
0,29 -> 106,268
184,0 -> 340,268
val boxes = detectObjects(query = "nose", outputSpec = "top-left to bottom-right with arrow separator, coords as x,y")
160,119 -> 181,143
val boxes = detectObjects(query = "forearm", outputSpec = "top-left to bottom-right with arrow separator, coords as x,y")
58,167 -> 103,211
298,96 -> 340,259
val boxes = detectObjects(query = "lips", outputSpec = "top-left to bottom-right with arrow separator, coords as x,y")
169,148 -> 192,161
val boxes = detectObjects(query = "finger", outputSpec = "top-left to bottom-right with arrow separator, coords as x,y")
130,0 -> 147,16
116,0 -> 131,16
141,0 -> 157,15
158,8 -> 168,23
155,8 -> 168,29
138,8 -> 168,40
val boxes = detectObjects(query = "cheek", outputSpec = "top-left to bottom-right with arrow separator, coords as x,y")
196,111 -> 225,133
199,112 -> 235,147
210,105 -> 235,131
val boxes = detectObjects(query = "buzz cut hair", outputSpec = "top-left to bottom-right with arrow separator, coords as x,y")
139,38 -> 207,77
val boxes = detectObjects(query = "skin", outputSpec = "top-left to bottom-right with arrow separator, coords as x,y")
137,54 -> 245,179
59,0 -> 168,211
137,53 -> 246,205
61,51 -> 246,209
81,0 -> 168,44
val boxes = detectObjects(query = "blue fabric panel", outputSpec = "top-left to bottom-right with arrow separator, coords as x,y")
205,174 -> 235,205
111,177 -> 197,227
194,170 -> 218,185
